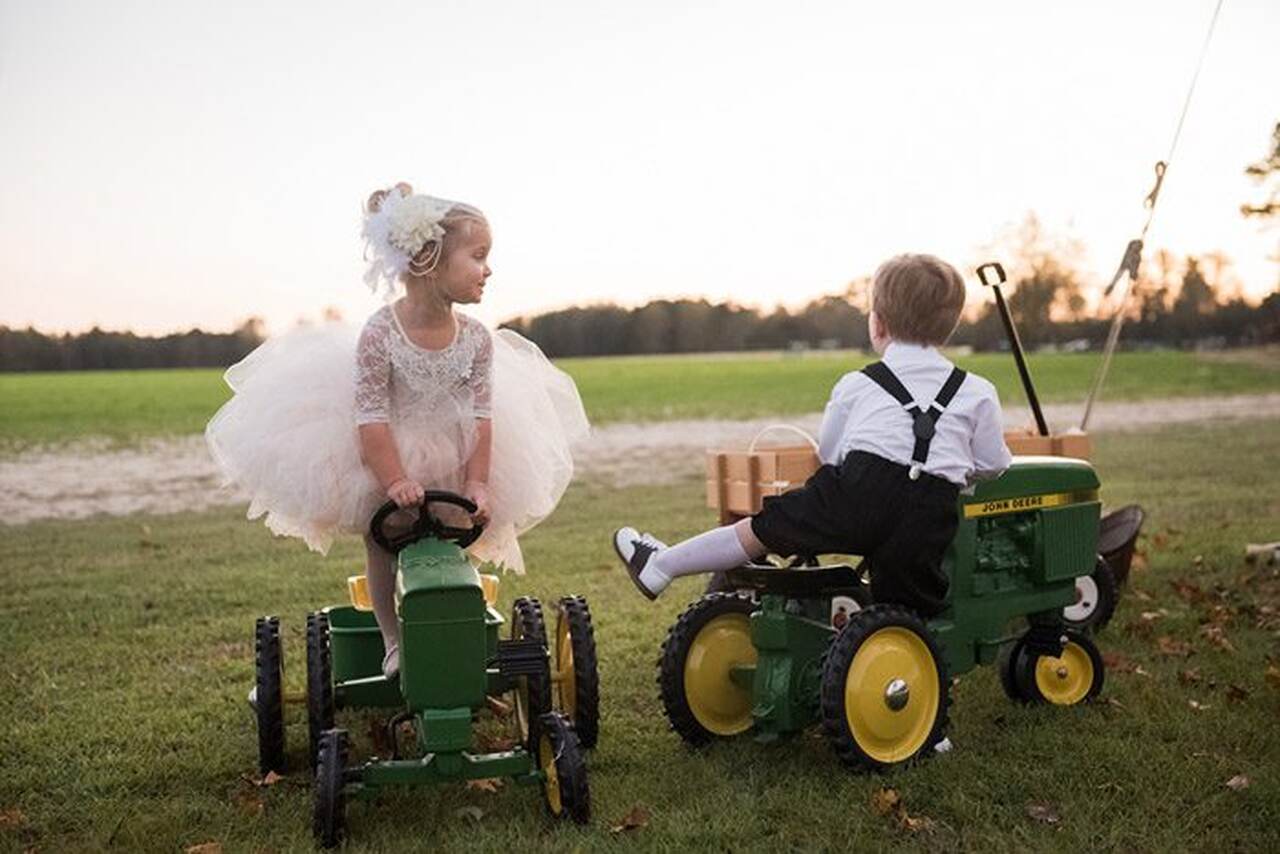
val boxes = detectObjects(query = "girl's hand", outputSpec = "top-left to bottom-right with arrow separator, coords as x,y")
464,481 -> 491,527
387,478 -> 424,508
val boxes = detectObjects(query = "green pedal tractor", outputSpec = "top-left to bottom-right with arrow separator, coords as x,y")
250,491 -> 600,846
665,457 -> 1107,769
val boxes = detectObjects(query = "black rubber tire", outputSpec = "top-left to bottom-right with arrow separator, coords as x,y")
253,616 -> 286,775
534,711 -> 591,824
1062,557 -> 1119,634
511,597 -> 552,747
997,633 -> 1032,702
1015,629 -> 1105,706
555,596 -> 601,749
313,728 -> 348,849
657,593 -> 758,746
306,611 -> 335,770
819,604 -> 950,771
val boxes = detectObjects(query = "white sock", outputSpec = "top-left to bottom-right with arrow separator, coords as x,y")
640,525 -> 751,594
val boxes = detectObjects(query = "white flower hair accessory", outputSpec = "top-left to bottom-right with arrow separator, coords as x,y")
360,186 -> 466,295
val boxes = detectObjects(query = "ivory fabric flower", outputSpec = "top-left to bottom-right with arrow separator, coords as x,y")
387,195 -> 446,255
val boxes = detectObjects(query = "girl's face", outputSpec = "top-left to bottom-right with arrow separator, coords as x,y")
435,221 -> 492,304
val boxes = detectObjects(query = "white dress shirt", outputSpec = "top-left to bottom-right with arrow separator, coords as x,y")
817,342 -> 1012,488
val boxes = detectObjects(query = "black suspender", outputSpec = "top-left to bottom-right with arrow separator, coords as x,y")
860,361 -> 968,480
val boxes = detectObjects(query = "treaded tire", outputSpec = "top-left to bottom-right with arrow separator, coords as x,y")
306,611 -> 335,770
313,728 -> 348,849
998,633 -> 1032,702
534,711 -> 591,824
819,604 -> 950,771
657,593 -> 758,746
1062,557 -> 1118,633
511,596 -> 552,747
253,616 -> 286,775
1015,629 -> 1105,706
555,596 -> 601,749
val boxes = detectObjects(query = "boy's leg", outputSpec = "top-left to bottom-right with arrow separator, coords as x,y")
363,534 -> 402,676
614,519 -> 767,599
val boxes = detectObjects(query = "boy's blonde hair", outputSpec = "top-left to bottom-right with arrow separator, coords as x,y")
871,254 -> 967,346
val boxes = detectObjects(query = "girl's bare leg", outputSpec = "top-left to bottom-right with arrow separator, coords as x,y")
364,534 -> 401,653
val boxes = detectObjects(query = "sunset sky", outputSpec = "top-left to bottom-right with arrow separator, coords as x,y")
1,0 -> 1277,336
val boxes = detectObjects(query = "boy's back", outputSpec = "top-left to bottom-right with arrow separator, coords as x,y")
819,341 -> 1011,488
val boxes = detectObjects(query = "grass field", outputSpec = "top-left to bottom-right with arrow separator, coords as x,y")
2,419 -> 1279,852
2,348 -> 1278,451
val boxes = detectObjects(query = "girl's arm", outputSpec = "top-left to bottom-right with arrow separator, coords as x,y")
355,315 -> 421,507
463,419 -> 492,524
359,424 -> 422,506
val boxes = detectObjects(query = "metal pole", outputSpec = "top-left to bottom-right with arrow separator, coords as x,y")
977,262 -> 1050,437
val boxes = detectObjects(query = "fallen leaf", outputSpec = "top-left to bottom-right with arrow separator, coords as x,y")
1133,590 -> 1154,602
1266,665 -> 1280,691
1200,624 -> 1236,653
1225,775 -> 1250,791
1134,666 -> 1151,678
1101,697 -> 1126,710
1192,555 -> 1204,567
259,771 -> 283,787
1225,684 -> 1250,703
0,809 -> 26,829
1103,653 -> 1138,673
870,788 -> 901,817
1171,580 -> 1206,604
185,844 -> 223,854
1179,668 -> 1203,686
1130,551 -> 1149,573
610,804 -> 651,834
1026,802 -> 1062,825
454,806 -> 484,823
1188,700 -> 1211,712
898,810 -> 935,833
1152,532 -> 1169,550
1140,611 -> 1166,624
1157,636 -> 1194,657
233,789 -> 265,817
465,778 -> 503,794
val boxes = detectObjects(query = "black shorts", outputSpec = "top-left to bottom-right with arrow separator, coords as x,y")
749,451 -> 960,616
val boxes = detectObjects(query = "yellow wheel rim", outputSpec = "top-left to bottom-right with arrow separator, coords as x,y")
555,615 -> 576,717
683,613 -> 757,736
1034,642 -> 1094,705
538,733 -> 562,815
843,627 -> 940,764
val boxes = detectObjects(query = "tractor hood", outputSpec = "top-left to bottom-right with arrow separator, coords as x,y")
963,456 -> 1100,519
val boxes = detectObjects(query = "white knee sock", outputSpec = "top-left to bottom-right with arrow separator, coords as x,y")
640,525 -> 752,594
364,540 -> 401,653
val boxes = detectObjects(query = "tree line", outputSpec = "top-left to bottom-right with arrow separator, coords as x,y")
0,319 -> 266,372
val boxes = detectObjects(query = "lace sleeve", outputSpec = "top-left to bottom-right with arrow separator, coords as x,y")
354,311 -> 392,424
471,323 -> 494,419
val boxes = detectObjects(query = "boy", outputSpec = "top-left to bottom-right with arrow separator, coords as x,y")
612,254 -> 1012,616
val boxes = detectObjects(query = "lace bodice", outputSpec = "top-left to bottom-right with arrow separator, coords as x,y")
354,305 -> 493,426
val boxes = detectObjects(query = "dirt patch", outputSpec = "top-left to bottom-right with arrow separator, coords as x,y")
4,393 -> 1280,525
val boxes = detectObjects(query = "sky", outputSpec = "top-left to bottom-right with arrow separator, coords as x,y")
1,0 -> 1277,336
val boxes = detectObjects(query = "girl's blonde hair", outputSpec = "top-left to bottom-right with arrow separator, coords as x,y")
365,182 -> 487,278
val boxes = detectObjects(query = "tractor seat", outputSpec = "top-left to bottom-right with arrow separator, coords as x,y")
720,563 -> 867,597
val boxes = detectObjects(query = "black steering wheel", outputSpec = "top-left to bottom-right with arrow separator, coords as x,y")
369,490 -> 484,554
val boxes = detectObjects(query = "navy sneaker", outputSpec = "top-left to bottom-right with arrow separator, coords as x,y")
612,527 -> 667,600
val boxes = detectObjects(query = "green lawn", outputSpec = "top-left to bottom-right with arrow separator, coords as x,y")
2,419 -> 1278,852
2,348 -> 1278,452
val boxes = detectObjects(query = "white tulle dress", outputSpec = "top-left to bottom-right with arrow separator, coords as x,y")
205,305 -> 589,572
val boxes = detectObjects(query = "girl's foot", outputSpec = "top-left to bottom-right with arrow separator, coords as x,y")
382,644 -> 400,680
612,527 -> 669,600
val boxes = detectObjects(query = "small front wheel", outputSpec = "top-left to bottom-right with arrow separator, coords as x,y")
820,604 -> 949,771
658,593 -> 759,746
1015,630 -> 1105,706
535,712 -> 590,824
252,616 -> 286,775
554,596 -> 600,749
313,728 -> 349,849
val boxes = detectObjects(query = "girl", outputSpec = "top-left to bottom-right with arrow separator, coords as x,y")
206,184 -> 589,678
